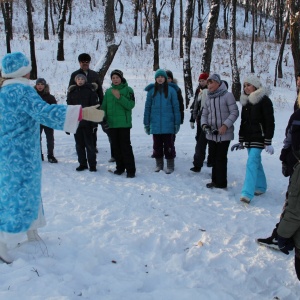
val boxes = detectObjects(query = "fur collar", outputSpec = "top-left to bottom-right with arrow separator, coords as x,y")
68,82 -> 97,93
2,77 -> 30,87
240,86 -> 271,106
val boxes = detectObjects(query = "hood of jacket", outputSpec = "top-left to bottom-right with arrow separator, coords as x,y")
240,86 -> 271,106
68,82 -> 98,93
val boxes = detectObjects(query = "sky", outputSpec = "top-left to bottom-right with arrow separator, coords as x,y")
0,1 -> 300,299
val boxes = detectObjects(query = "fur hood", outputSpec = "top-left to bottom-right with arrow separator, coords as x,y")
34,83 -> 50,94
68,82 -> 98,93
240,86 -> 271,106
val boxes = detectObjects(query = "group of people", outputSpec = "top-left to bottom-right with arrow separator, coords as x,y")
1,51 -> 300,283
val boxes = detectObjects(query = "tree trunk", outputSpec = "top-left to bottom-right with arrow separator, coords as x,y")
250,2 -> 255,73
67,0 -> 72,25
289,0 -> 300,79
200,0 -> 220,73
57,0 -> 68,61
179,0 -> 183,58
229,0 -> 241,101
243,0 -> 249,27
275,17 -> 289,85
183,0 -> 194,108
116,0 -> 124,24
222,0 -> 228,39
133,0 -> 139,36
168,0 -> 176,38
1,1 -> 13,53
44,0 -> 49,40
25,0 -> 37,79
50,0 -> 55,35
96,0 -> 121,86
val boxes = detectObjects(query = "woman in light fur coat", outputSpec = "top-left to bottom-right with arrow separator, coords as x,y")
238,75 -> 275,204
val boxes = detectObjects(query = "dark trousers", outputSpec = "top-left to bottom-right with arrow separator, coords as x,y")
193,127 -> 211,168
110,128 -> 136,174
209,140 -> 230,188
295,248 -> 300,281
40,125 -> 54,156
153,134 -> 175,159
100,121 -> 114,158
74,126 -> 96,167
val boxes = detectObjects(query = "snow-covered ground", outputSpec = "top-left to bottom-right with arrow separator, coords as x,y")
1,1 -> 300,299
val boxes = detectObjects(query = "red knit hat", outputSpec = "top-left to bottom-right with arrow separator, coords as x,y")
199,72 -> 209,80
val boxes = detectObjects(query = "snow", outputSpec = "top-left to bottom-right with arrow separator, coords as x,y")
1,1 -> 300,299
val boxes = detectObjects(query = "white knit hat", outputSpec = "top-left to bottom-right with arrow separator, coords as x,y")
1,52 -> 32,78
243,75 -> 262,89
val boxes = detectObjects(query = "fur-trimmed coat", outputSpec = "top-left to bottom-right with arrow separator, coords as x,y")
0,78 -> 80,234
34,84 -> 57,105
239,87 -> 275,148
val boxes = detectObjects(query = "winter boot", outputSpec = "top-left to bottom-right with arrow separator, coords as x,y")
165,159 -> 174,174
155,158 -> 164,172
0,242 -> 13,264
27,229 -> 41,242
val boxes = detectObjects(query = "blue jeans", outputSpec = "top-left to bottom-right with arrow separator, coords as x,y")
241,148 -> 267,201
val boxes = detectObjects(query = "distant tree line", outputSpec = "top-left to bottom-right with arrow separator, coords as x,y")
1,0 -> 300,103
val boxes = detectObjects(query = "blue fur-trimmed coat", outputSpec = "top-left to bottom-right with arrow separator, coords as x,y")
0,78 -> 80,234
143,82 -> 181,134
239,87 -> 275,148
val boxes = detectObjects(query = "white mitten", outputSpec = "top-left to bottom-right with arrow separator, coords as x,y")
82,105 -> 105,122
265,145 -> 274,155
190,122 -> 195,129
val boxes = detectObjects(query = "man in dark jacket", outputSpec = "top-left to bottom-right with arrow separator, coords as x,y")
35,78 -> 58,163
68,53 -> 113,160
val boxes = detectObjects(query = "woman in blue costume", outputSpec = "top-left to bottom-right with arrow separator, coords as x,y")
0,52 -> 103,263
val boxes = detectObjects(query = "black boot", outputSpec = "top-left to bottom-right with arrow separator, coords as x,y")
155,158 -> 164,172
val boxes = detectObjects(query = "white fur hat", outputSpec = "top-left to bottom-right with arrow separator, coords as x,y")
243,75 -> 262,89
1,52 -> 32,78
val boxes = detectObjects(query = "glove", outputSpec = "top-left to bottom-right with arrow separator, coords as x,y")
144,125 -> 150,135
82,105 -> 105,122
175,125 -> 180,134
282,162 -> 289,177
190,122 -> 195,129
231,143 -> 244,151
265,145 -> 274,155
203,125 -> 212,135
277,235 -> 295,255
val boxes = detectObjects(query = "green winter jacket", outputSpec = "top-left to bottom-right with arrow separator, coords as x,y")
277,162 -> 300,249
101,80 -> 135,128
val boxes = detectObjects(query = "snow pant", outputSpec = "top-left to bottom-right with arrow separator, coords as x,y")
193,127 -> 211,168
241,148 -> 267,201
40,125 -> 54,156
110,128 -> 136,174
208,140 -> 230,188
92,125 -> 98,149
74,126 -> 96,168
152,134 -> 176,159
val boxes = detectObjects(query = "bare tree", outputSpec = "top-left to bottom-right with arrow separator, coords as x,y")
115,0 -> 124,24
182,0 -> 194,108
67,0 -> 72,25
1,0 -> 13,53
229,0 -> 241,100
44,0 -> 49,40
25,0 -> 37,79
179,0 -> 183,58
250,0 -> 255,73
274,13 -> 289,85
168,0 -> 176,38
57,0 -> 69,61
97,0 -> 121,86
288,0 -> 300,79
49,0 -> 55,35
200,0 -> 220,73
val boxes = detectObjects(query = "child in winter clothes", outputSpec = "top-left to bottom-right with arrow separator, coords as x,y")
144,69 -> 181,174
67,74 -> 99,172
101,69 -> 136,178
201,73 -> 239,188
236,75 -> 275,204
0,52 -> 102,263
189,72 -> 211,172
34,78 -> 58,163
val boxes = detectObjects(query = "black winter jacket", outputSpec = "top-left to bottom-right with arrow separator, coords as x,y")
239,87 -> 275,149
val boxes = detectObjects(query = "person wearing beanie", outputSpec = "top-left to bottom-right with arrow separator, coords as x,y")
201,73 -> 239,189
189,72 -> 211,172
236,74 -> 275,204
144,69 -> 181,174
67,71 -> 100,172
34,78 -> 58,163
0,52 -> 103,263
102,69 -> 136,178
